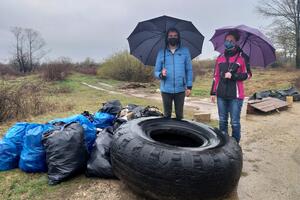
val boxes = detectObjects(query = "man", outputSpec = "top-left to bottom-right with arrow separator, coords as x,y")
154,27 -> 193,120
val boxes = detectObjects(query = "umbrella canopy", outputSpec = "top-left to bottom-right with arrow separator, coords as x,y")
210,25 -> 276,67
128,15 -> 204,66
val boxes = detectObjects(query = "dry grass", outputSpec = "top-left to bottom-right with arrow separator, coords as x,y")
244,67 -> 300,95
41,62 -> 71,81
0,81 -> 52,122
294,77 -> 300,89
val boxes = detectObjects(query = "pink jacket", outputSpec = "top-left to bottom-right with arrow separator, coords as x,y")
210,52 -> 252,99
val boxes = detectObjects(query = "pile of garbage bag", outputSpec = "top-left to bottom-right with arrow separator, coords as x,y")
0,99 -> 163,185
249,86 -> 300,101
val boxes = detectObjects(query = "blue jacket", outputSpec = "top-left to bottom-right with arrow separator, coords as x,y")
154,47 -> 193,93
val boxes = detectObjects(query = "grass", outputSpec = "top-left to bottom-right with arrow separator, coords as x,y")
0,67 -> 299,199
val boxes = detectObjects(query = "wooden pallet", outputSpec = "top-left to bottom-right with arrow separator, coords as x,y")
247,97 -> 288,114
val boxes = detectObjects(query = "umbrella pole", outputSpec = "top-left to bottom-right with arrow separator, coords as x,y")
163,48 -> 166,86
240,33 -> 250,50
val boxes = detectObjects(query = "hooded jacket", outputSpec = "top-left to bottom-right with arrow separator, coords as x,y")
154,47 -> 193,93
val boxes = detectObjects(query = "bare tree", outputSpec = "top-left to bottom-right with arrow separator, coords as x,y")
257,0 -> 300,68
10,27 -> 47,73
11,27 -> 27,73
267,20 -> 296,61
24,28 -> 47,71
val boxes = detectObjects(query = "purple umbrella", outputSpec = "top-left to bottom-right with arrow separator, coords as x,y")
210,25 -> 276,67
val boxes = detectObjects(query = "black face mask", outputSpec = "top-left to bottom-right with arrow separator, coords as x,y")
225,48 -> 238,57
168,38 -> 179,46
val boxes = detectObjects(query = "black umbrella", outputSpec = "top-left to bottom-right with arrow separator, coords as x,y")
128,15 -> 204,66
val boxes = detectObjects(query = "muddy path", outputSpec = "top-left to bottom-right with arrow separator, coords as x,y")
82,81 -> 248,120
77,82 -> 300,200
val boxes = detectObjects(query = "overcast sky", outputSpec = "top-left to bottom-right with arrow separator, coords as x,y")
0,0 -> 271,63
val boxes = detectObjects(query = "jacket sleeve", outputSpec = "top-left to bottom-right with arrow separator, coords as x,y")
210,61 -> 220,95
154,50 -> 163,79
231,55 -> 252,81
185,48 -> 193,89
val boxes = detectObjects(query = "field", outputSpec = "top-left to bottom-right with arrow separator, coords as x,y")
0,67 -> 300,200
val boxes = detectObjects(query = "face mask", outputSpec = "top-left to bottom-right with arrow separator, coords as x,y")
168,38 -> 179,46
224,40 -> 236,50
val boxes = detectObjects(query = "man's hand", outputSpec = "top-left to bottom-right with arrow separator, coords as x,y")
162,68 -> 167,77
185,89 -> 191,97
211,95 -> 216,103
225,72 -> 232,79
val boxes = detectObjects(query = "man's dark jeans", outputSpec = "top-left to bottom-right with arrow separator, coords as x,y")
161,92 -> 185,120
217,97 -> 243,143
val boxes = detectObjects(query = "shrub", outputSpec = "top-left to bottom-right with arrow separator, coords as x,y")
0,82 -> 51,122
73,66 -> 97,75
0,64 -> 21,77
98,50 -> 154,82
41,59 -> 72,81
73,58 -> 98,75
192,59 -> 215,80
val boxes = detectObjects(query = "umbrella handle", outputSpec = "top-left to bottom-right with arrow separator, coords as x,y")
163,48 -> 166,86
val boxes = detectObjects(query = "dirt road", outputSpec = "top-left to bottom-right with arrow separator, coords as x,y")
237,102 -> 300,200
74,82 -> 300,200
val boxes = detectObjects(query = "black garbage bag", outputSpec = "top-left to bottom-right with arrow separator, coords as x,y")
86,127 -> 116,178
113,105 -> 163,130
99,100 -> 122,115
81,111 -> 94,122
276,87 -> 300,101
141,106 -> 164,117
126,104 -> 139,111
293,93 -> 300,101
113,118 -> 127,131
249,90 -> 273,100
131,105 -> 163,118
249,87 -> 300,101
277,87 -> 299,96
42,122 -> 88,185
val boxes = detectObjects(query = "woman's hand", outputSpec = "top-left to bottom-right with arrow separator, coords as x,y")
225,72 -> 232,79
211,95 -> 216,103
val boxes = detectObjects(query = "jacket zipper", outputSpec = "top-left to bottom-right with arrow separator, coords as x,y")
172,53 -> 175,93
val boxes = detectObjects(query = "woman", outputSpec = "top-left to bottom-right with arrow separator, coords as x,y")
210,31 -> 252,143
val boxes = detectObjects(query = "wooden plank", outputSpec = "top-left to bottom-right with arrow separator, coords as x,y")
193,112 -> 211,123
248,97 -> 288,113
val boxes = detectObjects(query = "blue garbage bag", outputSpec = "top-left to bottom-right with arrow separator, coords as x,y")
19,124 -> 53,173
4,122 -> 29,154
49,114 -> 96,153
0,139 -> 18,171
93,112 -> 115,129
